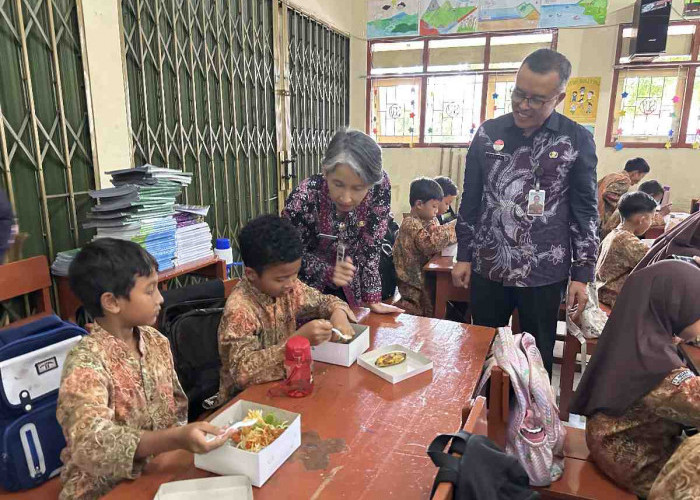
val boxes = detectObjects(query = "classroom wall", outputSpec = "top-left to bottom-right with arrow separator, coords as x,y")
348,0 -> 699,218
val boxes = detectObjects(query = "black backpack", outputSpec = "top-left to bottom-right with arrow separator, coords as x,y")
380,215 -> 400,300
160,281 -> 227,420
428,431 -> 539,500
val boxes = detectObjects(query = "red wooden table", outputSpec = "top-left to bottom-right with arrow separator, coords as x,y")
1,311 -> 494,500
423,256 -> 470,320
54,256 -> 226,322
681,343 -> 700,374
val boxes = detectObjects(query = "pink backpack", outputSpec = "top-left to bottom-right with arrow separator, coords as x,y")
479,327 -> 566,487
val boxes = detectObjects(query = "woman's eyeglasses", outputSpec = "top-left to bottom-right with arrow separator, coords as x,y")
511,89 -> 560,110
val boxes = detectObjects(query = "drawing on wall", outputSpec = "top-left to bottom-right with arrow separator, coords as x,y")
420,0 -> 479,35
367,0 -> 420,38
563,77 -> 601,124
539,0 -> 607,28
684,0 -> 700,16
478,0 -> 540,31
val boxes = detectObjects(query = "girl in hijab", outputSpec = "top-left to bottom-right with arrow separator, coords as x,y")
570,260 -> 700,498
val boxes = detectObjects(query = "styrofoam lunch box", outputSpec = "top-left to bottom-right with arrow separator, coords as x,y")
153,476 -> 253,499
358,344 -> 433,384
194,400 -> 301,487
311,323 -> 370,367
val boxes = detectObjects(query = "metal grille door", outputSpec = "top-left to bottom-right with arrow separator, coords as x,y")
121,0 -> 278,248
0,0 -> 96,260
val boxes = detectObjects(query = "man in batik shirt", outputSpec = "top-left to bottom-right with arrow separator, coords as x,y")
452,49 -> 599,375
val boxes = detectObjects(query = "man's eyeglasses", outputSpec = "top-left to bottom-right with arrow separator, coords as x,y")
511,89 -> 560,110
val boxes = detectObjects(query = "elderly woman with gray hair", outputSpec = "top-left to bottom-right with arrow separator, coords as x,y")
282,128 -> 403,314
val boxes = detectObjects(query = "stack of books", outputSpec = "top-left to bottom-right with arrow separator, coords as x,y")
173,205 -> 214,266
51,248 -> 81,277
83,165 -> 193,271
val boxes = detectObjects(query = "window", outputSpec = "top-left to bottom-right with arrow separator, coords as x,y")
368,30 -> 557,146
607,22 -> 700,147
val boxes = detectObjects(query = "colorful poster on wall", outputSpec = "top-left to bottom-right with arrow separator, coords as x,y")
367,0 -> 420,38
539,0 -> 607,28
420,0 -> 479,35
478,0 -> 541,31
563,77 -> 601,124
684,0 -> 700,16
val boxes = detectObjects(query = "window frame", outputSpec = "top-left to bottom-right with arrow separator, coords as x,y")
606,21 -> 700,149
365,29 -> 558,148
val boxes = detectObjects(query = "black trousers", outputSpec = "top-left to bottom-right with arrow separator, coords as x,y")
470,272 -> 566,377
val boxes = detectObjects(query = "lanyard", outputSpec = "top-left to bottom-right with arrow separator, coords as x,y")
531,159 -> 544,191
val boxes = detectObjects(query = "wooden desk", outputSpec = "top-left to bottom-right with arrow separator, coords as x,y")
681,343 -> 700,374
691,198 -> 699,214
99,311 -> 495,500
54,256 -> 226,322
423,256 -> 469,319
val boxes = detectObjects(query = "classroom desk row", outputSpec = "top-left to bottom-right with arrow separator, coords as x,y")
0,310 -> 495,500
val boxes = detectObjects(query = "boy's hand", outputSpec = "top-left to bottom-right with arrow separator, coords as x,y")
332,257 -> 356,287
660,203 -> 673,217
296,319 -> 333,346
330,309 -> 355,340
176,422 -> 231,454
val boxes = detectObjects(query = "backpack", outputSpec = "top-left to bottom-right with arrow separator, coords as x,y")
380,215 -> 400,300
0,314 -> 87,491
159,281 -> 227,420
478,327 -> 566,487
567,281 -> 607,371
428,430 -> 539,500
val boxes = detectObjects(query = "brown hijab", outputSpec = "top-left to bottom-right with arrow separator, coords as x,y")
634,211 -> 700,271
571,260 -> 700,417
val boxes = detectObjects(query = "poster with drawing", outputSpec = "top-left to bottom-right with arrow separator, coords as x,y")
367,0 -> 420,38
539,0 -> 607,27
478,0 -> 541,31
684,0 -> 700,15
563,77 -> 601,124
420,0 -> 479,35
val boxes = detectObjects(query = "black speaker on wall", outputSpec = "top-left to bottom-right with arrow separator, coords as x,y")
629,0 -> 671,58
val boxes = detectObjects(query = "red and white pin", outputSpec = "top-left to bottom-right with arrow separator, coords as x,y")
493,139 -> 504,152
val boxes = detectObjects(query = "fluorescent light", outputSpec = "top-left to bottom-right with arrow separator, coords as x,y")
428,63 -> 485,72
491,33 -> 553,46
429,37 -> 486,49
371,66 -> 423,75
372,41 -> 423,52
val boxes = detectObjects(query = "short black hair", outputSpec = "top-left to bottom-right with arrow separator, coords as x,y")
624,157 -> 650,174
434,176 -> 458,197
239,215 -> 303,275
638,179 -> 664,198
618,191 -> 658,220
522,49 -> 572,88
410,177 -> 444,206
68,238 -> 158,317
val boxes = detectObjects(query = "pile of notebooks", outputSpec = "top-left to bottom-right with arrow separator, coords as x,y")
173,205 -> 214,266
83,165 -> 194,271
50,248 -> 81,277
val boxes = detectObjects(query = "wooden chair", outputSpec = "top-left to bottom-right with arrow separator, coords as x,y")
559,303 -> 609,422
488,367 -> 636,500
431,396 -> 488,500
0,255 -> 53,328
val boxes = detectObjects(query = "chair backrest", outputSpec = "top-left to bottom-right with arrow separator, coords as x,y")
487,366 -> 510,450
431,396 -> 487,500
0,255 -> 52,316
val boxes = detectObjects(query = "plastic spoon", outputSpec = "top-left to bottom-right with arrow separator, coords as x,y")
332,327 -> 352,341
206,417 -> 257,442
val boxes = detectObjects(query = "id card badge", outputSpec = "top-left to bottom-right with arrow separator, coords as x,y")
527,189 -> 546,217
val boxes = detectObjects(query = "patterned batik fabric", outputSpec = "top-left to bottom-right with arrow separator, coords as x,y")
596,227 -> 650,308
586,368 -> 700,498
217,278 -> 352,400
282,172 -> 391,306
456,112 -> 599,286
601,208 -> 666,240
56,323 -> 188,500
597,170 -> 632,231
649,432 -> 700,499
393,215 -> 456,317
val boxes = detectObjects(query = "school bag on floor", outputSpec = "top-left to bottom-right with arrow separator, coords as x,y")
160,281 -> 227,420
478,327 -> 566,487
0,314 -> 87,491
428,430 -> 540,500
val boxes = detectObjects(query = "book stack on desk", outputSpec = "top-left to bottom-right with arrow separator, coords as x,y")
173,205 -> 214,266
83,165 -> 193,271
